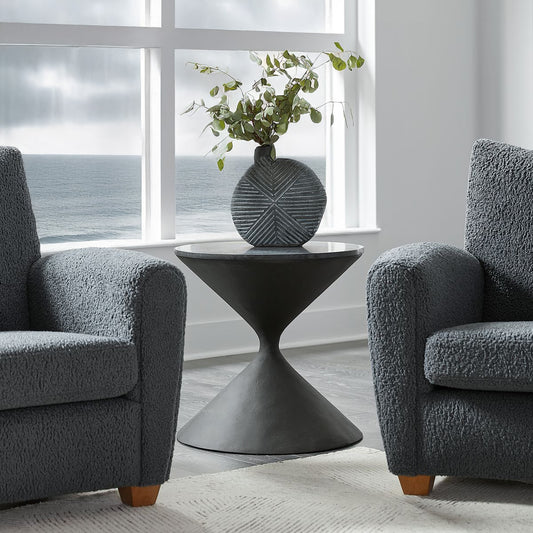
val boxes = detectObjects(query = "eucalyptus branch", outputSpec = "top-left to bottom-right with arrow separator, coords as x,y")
182,44 -> 364,170
187,62 -> 246,99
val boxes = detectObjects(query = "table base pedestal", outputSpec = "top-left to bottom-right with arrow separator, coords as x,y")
178,347 -> 363,455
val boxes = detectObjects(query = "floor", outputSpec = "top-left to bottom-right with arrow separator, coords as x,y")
170,340 -> 383,479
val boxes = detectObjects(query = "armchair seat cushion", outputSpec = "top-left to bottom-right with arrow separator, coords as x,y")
0,331 -> 137,411
425,322 -> 533,392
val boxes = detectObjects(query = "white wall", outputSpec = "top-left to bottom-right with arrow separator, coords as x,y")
477,0 -> 533,149
133,0 -> 483,360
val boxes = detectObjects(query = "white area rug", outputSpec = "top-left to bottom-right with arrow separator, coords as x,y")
2,447 -> 533,532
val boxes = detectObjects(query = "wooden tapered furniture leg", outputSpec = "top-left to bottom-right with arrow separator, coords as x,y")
398,475 -> 435,496
118,485 -> 161,506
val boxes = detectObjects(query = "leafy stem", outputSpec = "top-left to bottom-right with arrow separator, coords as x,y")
182,45 -> 364,170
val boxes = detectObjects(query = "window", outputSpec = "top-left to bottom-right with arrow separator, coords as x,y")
0,46 -> 142,243
0,1 -> 360,245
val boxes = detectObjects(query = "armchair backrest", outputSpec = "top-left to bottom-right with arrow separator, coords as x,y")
465,139 -> 533,321
0,147 -> 40,330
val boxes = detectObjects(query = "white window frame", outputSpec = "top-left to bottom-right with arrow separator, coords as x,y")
0,0 -> 374,249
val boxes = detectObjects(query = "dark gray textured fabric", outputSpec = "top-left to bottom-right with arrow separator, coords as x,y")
465,139 -> 533,321
0,147 -> 40,330
0,331 -> 137,410
0,399 -> 141,505
0,146 -> 186,503
367,243 -> 484,475
421,390 -> 533,481
28,247 -> 187,486
368,139 -> 533,481
425,322 -> 533,392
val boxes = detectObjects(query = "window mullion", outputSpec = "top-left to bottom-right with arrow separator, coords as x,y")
343,0 -> 358,227
159,45 -> 176,239
142,0 -> 175,241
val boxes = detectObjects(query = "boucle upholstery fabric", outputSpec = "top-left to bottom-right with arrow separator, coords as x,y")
421,389 -> 533,480
28,247 -> 187,486
465,139 -> 533,321
0,147 -> 187,503
0,399 -> 140,505
367,242 -> 484,475
367,139 -> 533,481
0,147 -> 40,330
0,331 -> 137,411
425,322 -> 533,392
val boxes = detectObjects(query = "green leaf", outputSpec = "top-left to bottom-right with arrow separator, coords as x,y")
334,41 -> 344,52
181,101 -> 195,114
266,54 -> 273,68
310,108 -> 322,123
356,56 -> 365,68
243,122 -> 255,133
223,80 -> 241,92
332,57 -> 347,71
226,142 -> 233,152
249,51 -> 262,65
211,128 -> 220,137
275,121 -> 288,135
217,158 -> 225,171
269,145 -> 277,160
212,119 -> 225,131
209,86 -> 219,97
330,113 -> 335,126
347,55 -> 357,70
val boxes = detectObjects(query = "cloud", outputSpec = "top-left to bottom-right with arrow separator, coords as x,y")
0,0 -> 142,25
175,0 -> 327,32
0,46 -> 140,128
0,1 -> 331,155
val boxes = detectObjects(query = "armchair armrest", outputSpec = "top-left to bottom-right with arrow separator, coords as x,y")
366,242 -> 483,474
28,248 -> 187,485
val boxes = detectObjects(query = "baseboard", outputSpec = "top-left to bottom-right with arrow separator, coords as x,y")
184,304 -> 368,360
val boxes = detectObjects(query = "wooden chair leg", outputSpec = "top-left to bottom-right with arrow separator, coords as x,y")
398,475 -> 435,496
118,485 -> 161,506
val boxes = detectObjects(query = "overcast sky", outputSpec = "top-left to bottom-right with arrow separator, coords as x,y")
0,0 -> 334,157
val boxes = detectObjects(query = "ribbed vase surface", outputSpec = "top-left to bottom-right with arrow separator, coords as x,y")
231,145 -> 327,247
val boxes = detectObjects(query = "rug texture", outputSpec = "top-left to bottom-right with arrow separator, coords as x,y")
1,447 -> 532,532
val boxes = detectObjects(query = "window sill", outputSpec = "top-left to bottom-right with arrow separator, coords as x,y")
40,226 -> 381,256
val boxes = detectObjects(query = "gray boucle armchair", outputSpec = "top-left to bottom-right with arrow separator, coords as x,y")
0,147 -> 186,506
367,139 -> 533,496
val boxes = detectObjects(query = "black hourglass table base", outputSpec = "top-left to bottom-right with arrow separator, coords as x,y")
175,241 -> 364,455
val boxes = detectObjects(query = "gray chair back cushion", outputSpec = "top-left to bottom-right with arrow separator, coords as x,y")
465,139 -> 533,321
0,147 -> 40,330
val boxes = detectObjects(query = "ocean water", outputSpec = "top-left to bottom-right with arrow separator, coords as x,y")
22,154 -> 325,243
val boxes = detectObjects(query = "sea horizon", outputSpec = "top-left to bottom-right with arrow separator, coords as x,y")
22,154 -> 325,244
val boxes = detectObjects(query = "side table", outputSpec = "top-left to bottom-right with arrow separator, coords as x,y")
175,241 -> 364,454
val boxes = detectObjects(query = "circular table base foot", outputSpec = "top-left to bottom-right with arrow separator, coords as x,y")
177,351 -> 363,455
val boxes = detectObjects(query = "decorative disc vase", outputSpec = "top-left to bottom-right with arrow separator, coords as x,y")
231,145 -> 327,247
